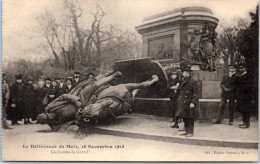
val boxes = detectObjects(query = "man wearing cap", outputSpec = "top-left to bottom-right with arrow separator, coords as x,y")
175,64 -> 198,137
169,70 -> 182,128
65,77 -> 73,93
72,72 -> 81,87
8,74 -> 24,125
213,65 -> 237,125
2,74 -> 12,129
236,66 -> 252,128
22,76 -> 35,124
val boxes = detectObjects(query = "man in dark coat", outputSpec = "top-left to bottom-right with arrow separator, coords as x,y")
22,76 -> 35,124
72,72 -> 81,87
34,79 -> 47,119
236,66 -> 252,128
48,79 -> 59,103
2,73 -> 12,129
7,74 -> 24,125
169,70 -> 182,128
43,78 -> 52,105
175,65 -> 198,137
213,65 -> 237,125
58,77 -> 66,95
65,77 -> 73,93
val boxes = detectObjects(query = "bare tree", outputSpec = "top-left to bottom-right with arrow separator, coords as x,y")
38,11 -> 60,67
38,0 -> 142,72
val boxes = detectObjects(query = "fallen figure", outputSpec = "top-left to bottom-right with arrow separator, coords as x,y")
37,71 -> 159,132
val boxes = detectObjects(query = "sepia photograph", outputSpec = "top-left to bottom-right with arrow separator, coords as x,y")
1,0 -> 259,162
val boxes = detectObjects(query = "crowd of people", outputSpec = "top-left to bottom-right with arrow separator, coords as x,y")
168,64 -> 252,138
2,64 -> 253,138
2,71 -> 95,129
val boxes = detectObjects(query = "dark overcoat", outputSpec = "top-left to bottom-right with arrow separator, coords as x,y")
48,86 -> 59,103
65,85 -> 73,94
236,73 -> 252,112
175,76 -> 198,118
22,83 -> 35,118
58,85 -> 66,95
220,74 -> 237,98
72,78 -> 82,88
35,87 -> 47,117
7,82 -> 24,121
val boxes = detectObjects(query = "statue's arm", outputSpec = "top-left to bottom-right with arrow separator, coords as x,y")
125,75 -> 159,91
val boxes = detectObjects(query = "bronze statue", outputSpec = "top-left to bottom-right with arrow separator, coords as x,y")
37,71 -> 159,132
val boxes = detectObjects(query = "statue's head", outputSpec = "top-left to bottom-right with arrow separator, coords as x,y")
36,113 -> 56,124
75,100 -> 113,126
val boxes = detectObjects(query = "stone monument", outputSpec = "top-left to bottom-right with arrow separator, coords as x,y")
132,7 -> 225,119
135,6 -> 219,71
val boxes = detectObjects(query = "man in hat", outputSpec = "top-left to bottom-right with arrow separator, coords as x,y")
48,79 -> 59,103
213,65 -> 237,125
72,71 -> 81,87
8,74 -> 24,125
169,70 -> 182,128
236,65 -> 252,128
175,64 -> 198,137
22,76 -> 35,124
2,73 -> 12,129
58,77 -> 66,95
65,77 -> 73,93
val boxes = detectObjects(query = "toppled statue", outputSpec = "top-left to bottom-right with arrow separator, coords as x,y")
37,71 -> 159,132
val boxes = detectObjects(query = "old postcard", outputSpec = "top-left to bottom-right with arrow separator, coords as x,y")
2,0 -> 259,162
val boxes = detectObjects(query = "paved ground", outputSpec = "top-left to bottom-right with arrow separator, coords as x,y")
95,113 -> 259,142
1,123 -> 258,162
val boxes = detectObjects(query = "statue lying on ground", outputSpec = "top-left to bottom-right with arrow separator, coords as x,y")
37,71 -> 159,132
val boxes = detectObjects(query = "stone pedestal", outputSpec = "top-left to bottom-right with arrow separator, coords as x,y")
133,7 -> 224,118
136,6 -> 219,71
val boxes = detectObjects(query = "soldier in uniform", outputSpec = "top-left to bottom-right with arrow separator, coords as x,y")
8,74 -> 24,125
22,76 -> 35,124
2,74 -> 12,129
175,65 -> 198,137
72,71 -> 81,87
213,65 -> 237,125
236,66 -> 252,128
65,77 -> 73,93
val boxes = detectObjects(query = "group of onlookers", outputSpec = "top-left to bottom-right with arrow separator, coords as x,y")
2,64 -> 253,136
168,64 -> 252,138
2,71 -> 94,129
213,65 -> 252,129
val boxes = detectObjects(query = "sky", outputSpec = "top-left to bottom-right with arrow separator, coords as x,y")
2,0 -> 259,63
